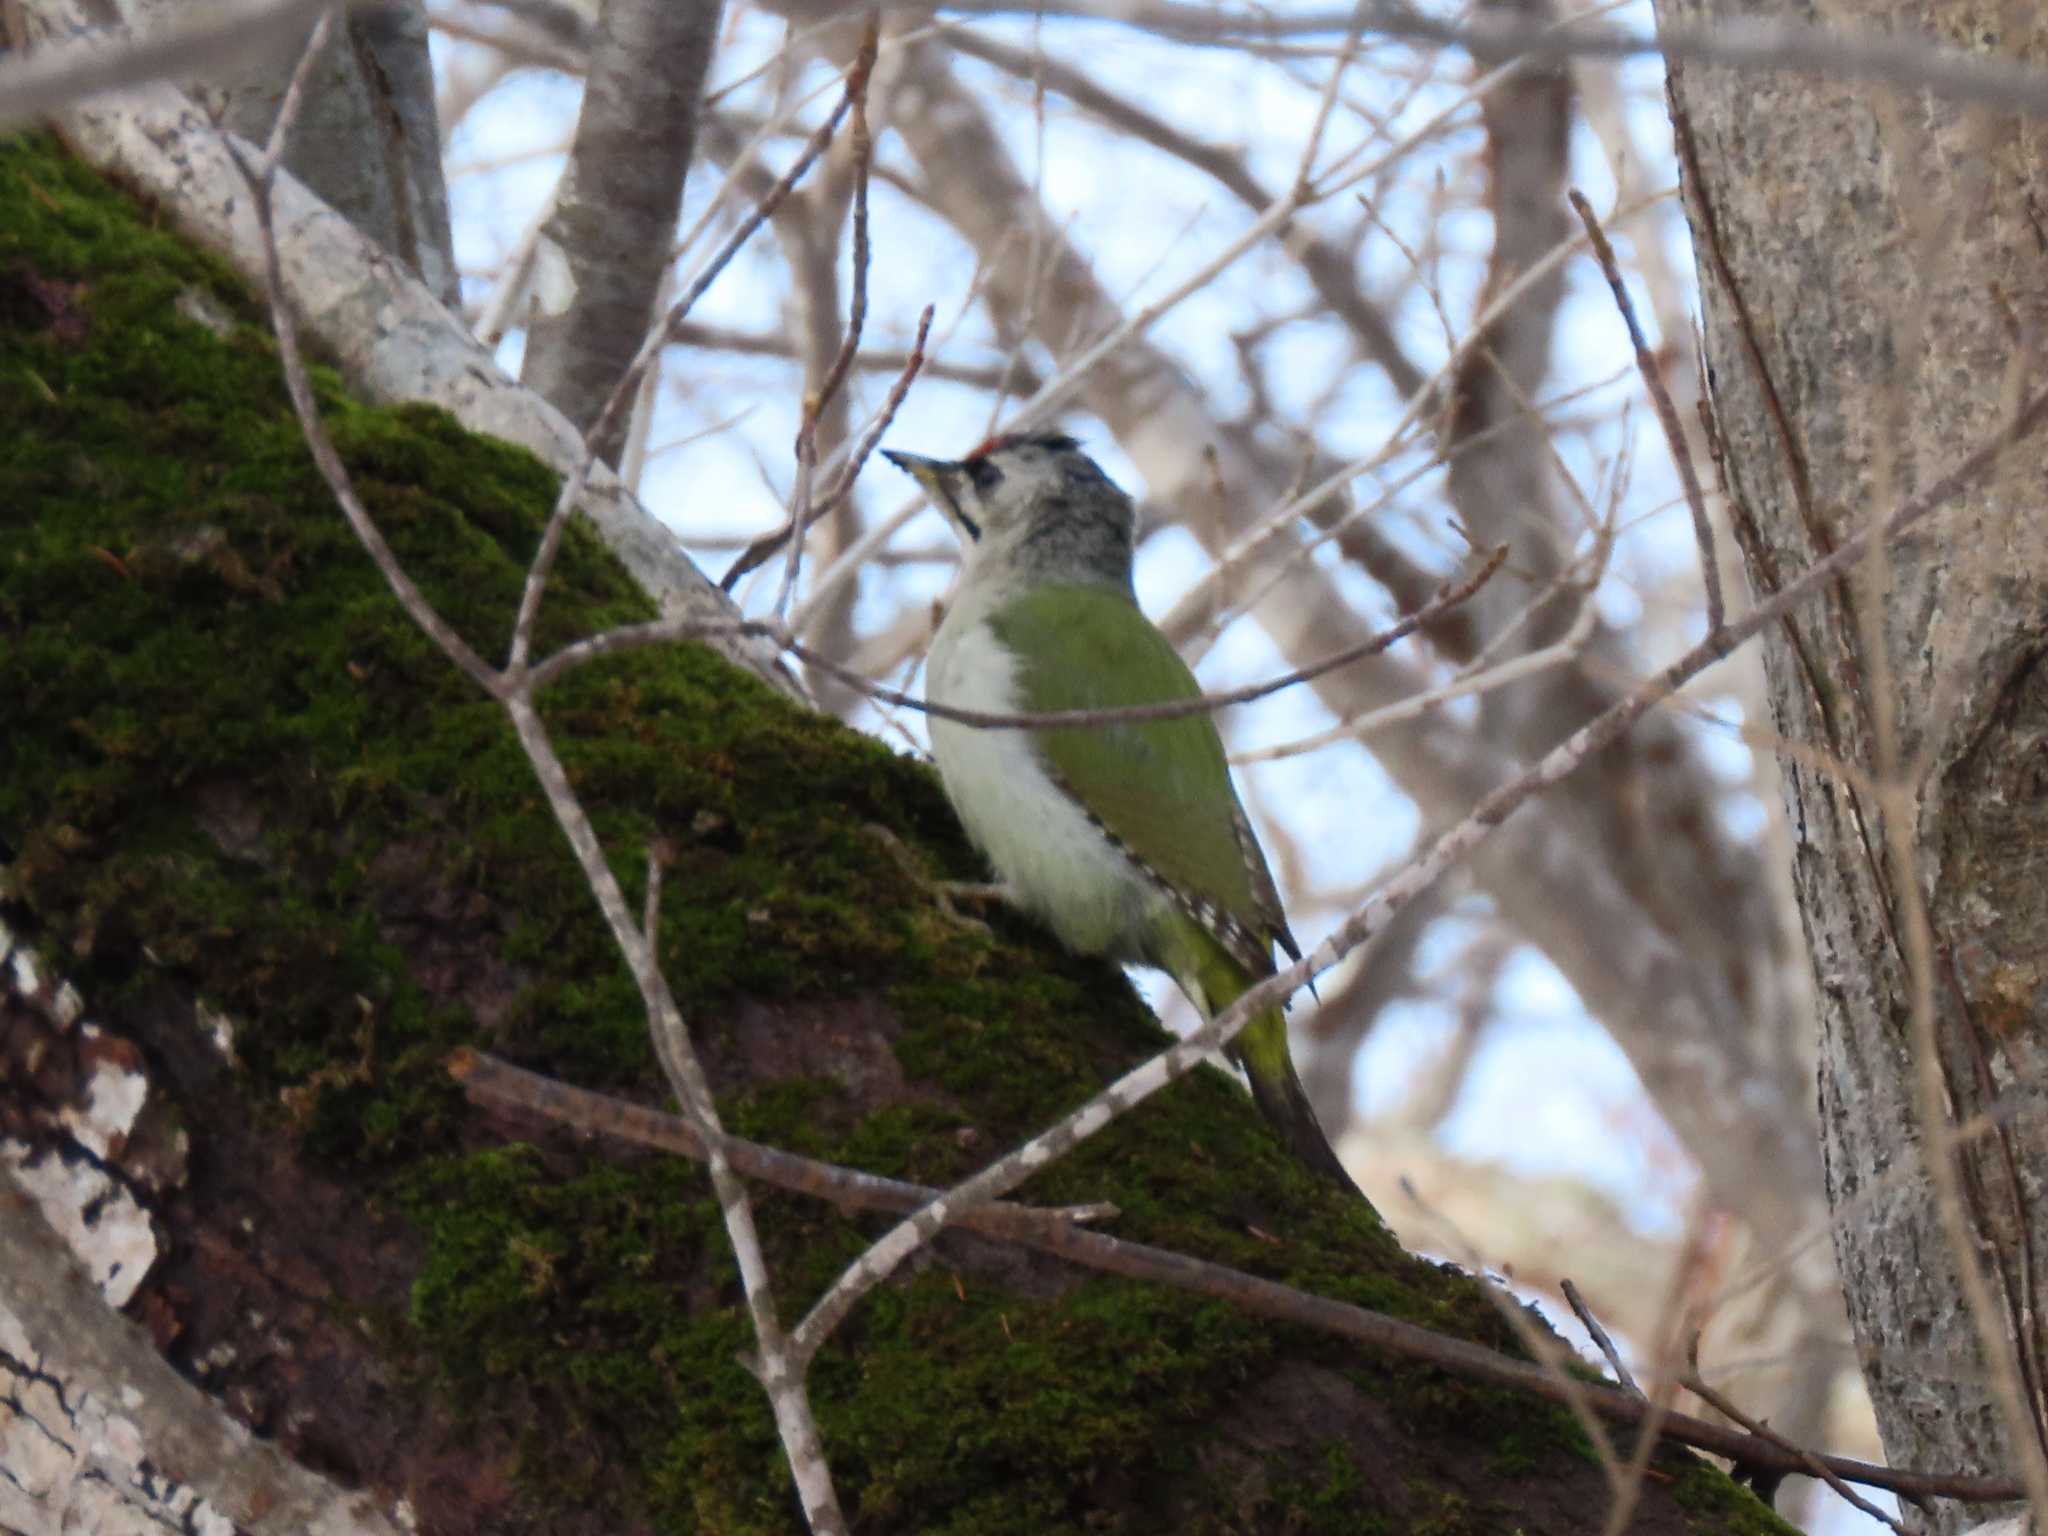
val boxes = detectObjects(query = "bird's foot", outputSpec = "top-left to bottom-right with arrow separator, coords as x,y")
862,824 -> 1006,937
937,880 -> 1007,909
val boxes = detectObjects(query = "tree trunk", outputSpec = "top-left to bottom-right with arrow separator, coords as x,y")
519,0 -> 724,462
1661,3 -> 2048,1526
0,130 -> 1786,1536
109,0 -> 459,309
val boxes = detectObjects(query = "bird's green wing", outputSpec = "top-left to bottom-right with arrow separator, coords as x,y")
988,583 -> 1291,968
993,585 -> 1347,1188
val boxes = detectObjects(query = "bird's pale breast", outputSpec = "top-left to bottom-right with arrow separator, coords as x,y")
926,609 -> 1162,960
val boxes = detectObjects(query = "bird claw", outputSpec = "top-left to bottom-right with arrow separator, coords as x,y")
861,824 -> 1003,937
937,880 -> 1007,909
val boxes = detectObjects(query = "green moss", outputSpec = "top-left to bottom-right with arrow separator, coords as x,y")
0,131 -> 1796,1535
1668,1461 -> 1793,1535
1270,1442 -> 1383,1536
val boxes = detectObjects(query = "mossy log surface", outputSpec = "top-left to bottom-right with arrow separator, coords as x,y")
0,134 -> 1788,1536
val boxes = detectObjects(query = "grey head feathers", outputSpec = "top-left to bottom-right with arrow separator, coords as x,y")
881,432 -> 1135,587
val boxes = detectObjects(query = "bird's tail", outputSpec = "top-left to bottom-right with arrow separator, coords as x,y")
1174,926 -> 1356,1191
1230,1006 -> 1357,1192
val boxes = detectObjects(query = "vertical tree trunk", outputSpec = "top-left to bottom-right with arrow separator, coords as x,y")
107,0 -> 459,308
520,0 -> 724,463
1661,3 -> 2048,1525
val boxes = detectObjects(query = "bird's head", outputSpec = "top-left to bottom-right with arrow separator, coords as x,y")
882,432 -> 1136,585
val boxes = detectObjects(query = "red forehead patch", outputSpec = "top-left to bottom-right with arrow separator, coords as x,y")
963,430 -> 1080,461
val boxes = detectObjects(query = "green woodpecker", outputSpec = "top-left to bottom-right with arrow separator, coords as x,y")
882,433 -> 1351,1188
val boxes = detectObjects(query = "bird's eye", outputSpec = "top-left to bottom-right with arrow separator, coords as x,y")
965,457 -> 1003,492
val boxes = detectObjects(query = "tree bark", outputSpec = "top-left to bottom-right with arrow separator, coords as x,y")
107,0 -> 459,309
519,0 -> 723,463
1662,2 -> 2048,1526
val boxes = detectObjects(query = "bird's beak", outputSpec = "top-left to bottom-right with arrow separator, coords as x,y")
880,448 -> 981,541
880,448 -> 950,482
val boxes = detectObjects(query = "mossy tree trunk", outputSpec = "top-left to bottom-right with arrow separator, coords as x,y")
1660,3 -> 2048,1528
0,135 -> 1787,1535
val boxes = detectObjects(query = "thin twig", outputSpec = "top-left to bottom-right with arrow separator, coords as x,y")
803,21 -> 877,443
251,7 -> 335,169
717,34 -> 898,602
1155,187 -> 1672,659
20,0 -> 2048,137
917,0 -> 2048,121
503,702 -> 847,1534
937,22 -> 1426,395
670,320 -> 1034,392
446,1049 -> 2025,1506
1397,1177 -> 1626,1493
1682,1351 -> 1911,1532
785,305 -> 937,596
815,308 -> 934,518
4,0 -> 339,128
1000,48 -> 1545,434
218,23 -> 502,698
1288,0 -> 1366,198
538,543 -> 1506,711
704,304 -> 933,624
451,1049 -> 1120,1238
642,843 -> 664,946
1597,1214 -> 1708,1536
768,12 -> 881,621
1562,1278 -> 1641,1398
1567,189 -> 1721,631
504,26 -> 877,676
1234,492 -> 1612,763
474,188 -> 558,349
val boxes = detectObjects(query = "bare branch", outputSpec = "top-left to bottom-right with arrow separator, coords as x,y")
533,543 -> 1506,712
715,18 -> 888,612
446,1049 -> 2026,1507
502,28 -> 877,677
1397,1176 -> 1627,1492
812,307 -> 935,516
1567,189 -> 1721,632
16,0 -> 2048,143
497,697 -> 849,1535
920,0 -> 2048,117
671,320 -> 1036,391
1234,507 -> 1608,763
937,25 -> 1425,394
1562,1278 -> 1642,1399
218,19 -> 501,698
1156,193 -> 1644,656
1683,1343 -> 1911,1533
